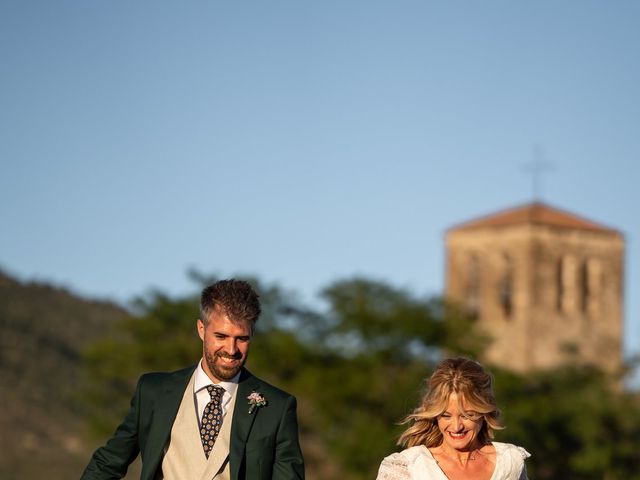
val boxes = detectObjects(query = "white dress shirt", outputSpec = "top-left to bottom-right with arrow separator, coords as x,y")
193,359 -> 240,424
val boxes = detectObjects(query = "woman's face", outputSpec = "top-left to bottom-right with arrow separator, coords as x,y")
437,392 -> 484,451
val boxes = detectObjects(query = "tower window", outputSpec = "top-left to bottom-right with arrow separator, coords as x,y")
585,258 -> 602,316
557,255 -> 577,314
465,254 -> 480,319
580,261 -> 589,314
556,257 -> 564,312
500,253 -> 513,319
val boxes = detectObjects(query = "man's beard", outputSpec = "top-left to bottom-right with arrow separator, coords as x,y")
204,349 -> 246,381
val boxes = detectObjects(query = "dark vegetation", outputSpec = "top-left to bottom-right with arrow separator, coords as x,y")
0,270 -> 127,479
2,270 -> 639,479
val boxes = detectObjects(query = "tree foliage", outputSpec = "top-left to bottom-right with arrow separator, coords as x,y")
82,275 -> 640,479
492,364 -> 640,480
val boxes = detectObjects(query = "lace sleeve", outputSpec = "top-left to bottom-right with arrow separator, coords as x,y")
375,453 -> 411,480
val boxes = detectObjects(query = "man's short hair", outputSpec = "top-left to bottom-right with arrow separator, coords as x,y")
200,279 -> 261,331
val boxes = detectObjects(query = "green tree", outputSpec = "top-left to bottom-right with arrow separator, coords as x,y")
298,278 -> 485,478
83,274 -> 640,479
493,364 -> 640,480
82,275 -> 485,479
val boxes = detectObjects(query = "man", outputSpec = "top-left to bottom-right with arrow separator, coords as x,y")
82,279 -> 305,480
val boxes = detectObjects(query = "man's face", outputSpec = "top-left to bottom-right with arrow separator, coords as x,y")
197,310 -> 252,383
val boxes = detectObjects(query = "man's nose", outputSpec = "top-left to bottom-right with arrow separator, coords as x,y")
224,338 -> 238,354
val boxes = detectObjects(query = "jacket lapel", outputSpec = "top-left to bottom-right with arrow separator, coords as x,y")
229,369 -> 261,480
142,366 -> 196,480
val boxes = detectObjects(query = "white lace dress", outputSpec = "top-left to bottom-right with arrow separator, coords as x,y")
376,442 -> 530,480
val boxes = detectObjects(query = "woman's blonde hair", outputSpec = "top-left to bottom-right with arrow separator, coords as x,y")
398,357 -> 503,448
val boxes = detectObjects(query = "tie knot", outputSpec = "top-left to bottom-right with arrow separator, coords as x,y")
206,384 -> 225,400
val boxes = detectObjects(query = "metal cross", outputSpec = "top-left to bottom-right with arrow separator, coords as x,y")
522,144 -> 553,202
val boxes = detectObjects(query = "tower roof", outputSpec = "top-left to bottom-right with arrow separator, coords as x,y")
448,202 -> 621,235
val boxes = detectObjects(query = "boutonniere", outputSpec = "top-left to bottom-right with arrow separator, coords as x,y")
247,391 -> 267,414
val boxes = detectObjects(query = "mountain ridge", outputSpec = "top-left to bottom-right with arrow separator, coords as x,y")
0,270 -> 128,479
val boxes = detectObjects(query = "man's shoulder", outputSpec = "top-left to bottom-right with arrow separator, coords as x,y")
139,365 -> 197,388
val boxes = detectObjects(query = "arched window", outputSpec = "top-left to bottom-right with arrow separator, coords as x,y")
499,253 -> 513,319
580,261 -> 589,314
585,258 -> 602,316
557,255 -> 577,314
556,257 -> 564,312
465,254 -> 480,319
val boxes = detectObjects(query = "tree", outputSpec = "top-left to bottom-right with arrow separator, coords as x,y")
83,274 -> 640,479
82,275 -> 485,479
493,364 -> 640,479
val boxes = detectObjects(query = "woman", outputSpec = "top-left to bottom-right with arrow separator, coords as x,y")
376,358 -> 529,480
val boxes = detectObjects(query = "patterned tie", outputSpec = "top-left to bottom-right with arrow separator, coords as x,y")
200,385 -> 225,457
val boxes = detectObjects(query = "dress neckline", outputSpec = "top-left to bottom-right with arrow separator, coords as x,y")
422,443 -> 498,480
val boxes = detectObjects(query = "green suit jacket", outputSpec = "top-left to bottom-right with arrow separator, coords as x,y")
81,366 -> 304,480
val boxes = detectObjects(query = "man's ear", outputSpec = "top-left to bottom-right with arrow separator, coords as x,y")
197,318 -> 205,341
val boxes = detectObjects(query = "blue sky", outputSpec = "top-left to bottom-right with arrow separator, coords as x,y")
1,1 -> 638,363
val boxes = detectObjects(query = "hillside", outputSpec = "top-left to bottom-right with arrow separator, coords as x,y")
0,271 -> 128,479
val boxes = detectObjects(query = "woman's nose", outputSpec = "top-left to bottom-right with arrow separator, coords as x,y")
451,416 -> 464,431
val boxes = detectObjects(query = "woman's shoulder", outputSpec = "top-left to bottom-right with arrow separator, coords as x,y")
492,441 -> 531,460
377,447 -> 434,480
381,445 -> 431,464
492,442 -> 531,479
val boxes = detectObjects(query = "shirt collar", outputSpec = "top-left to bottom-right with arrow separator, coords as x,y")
194,358 -> 240,396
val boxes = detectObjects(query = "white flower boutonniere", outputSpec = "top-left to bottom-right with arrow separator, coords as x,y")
247,391 -> 267,414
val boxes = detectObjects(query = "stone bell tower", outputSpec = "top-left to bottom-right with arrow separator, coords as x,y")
445,202 -> 624,373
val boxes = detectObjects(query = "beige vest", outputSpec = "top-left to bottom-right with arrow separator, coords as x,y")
161,372 -> 235,480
